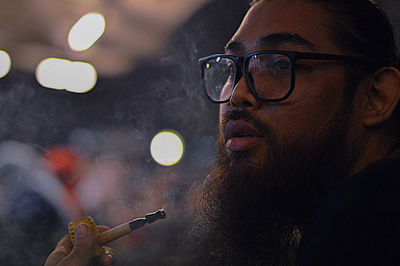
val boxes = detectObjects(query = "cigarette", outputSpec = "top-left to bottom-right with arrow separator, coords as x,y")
68,209 -> 166,255
97,209 -> 166,246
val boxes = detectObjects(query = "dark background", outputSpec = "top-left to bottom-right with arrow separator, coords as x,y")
0,0 -> 398,264
0,0 -> 398,157
0,0 -> 250,155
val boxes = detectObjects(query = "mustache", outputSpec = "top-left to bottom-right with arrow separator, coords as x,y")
220,109 -> 271,137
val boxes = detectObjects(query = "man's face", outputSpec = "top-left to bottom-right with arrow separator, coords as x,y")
220,0 -> 355,167
190,0 -> 363,264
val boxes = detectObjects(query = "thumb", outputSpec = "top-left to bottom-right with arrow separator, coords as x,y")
60,223 -> 95,266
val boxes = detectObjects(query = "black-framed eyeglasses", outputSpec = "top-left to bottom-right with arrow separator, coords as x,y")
198,50 -> 372,103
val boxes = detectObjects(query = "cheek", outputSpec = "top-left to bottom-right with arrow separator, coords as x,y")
268,72 -> 348,134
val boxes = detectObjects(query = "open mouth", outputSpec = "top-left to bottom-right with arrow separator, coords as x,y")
224,119 -> 263,152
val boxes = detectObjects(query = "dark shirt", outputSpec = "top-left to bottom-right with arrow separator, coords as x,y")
296,158 -> 400,266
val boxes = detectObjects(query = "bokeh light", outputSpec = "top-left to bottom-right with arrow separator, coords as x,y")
0,50 -> 11,78
36,58 -> 97,93
150,130 -> 184,166
68,12 -> 106,52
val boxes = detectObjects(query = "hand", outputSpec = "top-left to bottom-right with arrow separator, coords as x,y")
45,223 -> 114,266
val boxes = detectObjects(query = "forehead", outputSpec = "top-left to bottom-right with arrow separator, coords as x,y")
228,0 -> 340,54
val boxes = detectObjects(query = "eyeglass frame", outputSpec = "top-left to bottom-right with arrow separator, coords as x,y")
198,50 -> 373,103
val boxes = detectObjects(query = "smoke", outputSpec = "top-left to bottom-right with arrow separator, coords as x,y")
0,0 -> 251,265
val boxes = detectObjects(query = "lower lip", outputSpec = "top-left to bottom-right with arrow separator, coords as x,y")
226,137 -> 263,152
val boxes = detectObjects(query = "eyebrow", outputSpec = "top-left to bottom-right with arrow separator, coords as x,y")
225,32 -> 315,53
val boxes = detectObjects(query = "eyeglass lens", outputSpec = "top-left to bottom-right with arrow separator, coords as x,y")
202,53 -> 292,102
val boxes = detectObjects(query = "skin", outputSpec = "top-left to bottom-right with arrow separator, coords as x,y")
45,0 -> 400,264
45,223 -> 114,266
220,0 -> 400,175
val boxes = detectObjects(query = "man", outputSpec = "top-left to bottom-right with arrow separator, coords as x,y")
46,0 -> 400,265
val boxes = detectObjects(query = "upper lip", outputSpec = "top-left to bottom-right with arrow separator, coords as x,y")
224,119 -> 264,140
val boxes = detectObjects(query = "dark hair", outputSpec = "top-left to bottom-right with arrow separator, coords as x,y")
249,0 -> 398,68
250,0 -> 400,138
310,0 -> 400,141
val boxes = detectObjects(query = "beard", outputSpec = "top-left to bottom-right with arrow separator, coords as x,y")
186,105 -> 359,265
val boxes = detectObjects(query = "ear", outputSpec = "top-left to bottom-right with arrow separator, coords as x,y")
363,67 -> 400,127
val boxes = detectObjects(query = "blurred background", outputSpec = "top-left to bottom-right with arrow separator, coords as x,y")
0,0 -> 398,264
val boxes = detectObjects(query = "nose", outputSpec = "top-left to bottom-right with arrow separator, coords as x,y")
229,76 -> 261,109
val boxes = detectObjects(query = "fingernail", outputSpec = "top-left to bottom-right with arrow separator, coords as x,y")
76,223 -> 88,239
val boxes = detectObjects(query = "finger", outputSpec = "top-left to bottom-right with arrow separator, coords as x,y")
99,247 -> 114,266
97,225 -> 110,233
56,234 -> 73,251
44,234 -> 73,266
94,252 -> 114,266
59,223 -> 95,266
88,246 -> 114,266
44,245 -> 69,266
96,227 -> 114,266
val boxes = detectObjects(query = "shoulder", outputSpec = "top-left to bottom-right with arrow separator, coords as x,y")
296,158 -> 400,266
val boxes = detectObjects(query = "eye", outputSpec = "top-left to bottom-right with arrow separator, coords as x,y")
267,55 -> 291,72
249,54 -> 291,74
273,59 -> 290,70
